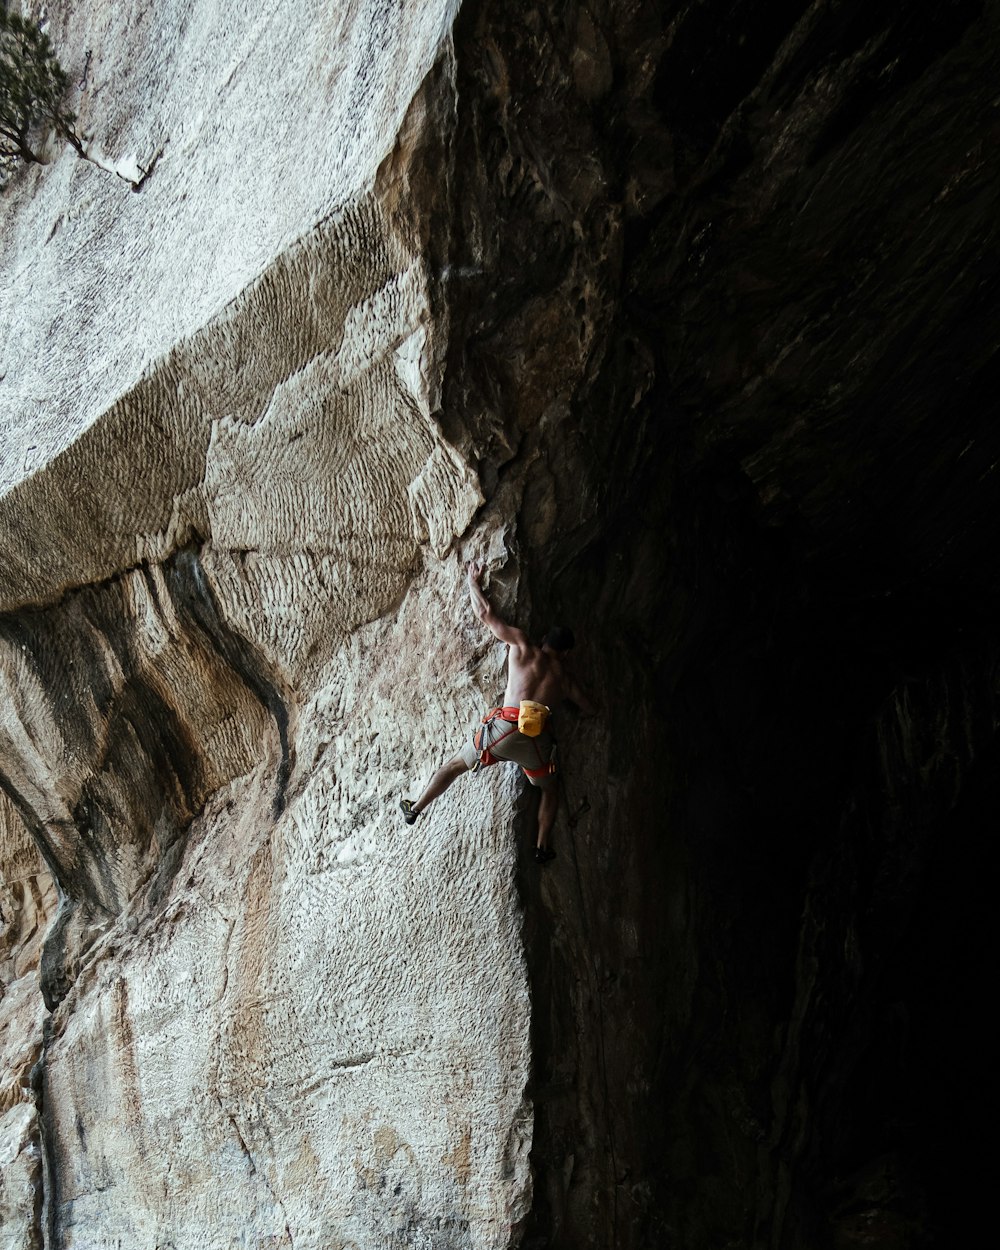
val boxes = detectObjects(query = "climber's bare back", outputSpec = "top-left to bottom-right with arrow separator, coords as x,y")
503,640 -> 567,708
465,560 -> 590,715
465,560 -> 591,712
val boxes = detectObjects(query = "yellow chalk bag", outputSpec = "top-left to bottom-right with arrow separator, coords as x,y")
518,700 -> 550,737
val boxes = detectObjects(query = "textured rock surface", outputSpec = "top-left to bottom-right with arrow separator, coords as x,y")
2,2 -> 528,1247
3,0 -> 1000,1247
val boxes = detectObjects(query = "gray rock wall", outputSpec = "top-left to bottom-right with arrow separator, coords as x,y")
2,2 -> 530,1247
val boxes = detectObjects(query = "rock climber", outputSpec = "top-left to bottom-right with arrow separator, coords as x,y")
400,560 -> 594,864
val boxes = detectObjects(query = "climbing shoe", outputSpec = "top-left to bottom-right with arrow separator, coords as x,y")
534,847 -> 557,866
399,799 -> 420,825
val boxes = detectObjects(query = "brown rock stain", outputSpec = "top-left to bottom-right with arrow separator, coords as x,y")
373,1123 -> 400,1162
441,1123 -> 473,1186
285,1133 -> 321,1190
111,977 -> 143,1134
229,837 -> 277,1073
357,1123 -> 420,1190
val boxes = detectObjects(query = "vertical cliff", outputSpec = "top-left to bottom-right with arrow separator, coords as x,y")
3,1 -> 999,1248
2,2 -> 530,1247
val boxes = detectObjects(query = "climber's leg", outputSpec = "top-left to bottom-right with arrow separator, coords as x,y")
535,782 -> 558,858
401,755 -> 471,823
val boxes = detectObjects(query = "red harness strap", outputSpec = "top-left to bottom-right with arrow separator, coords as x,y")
523,761 -> 556,779
473,707 -> 556,778
473,707 -> 520,767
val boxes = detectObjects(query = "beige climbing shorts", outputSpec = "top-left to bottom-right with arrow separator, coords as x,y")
460,708 -> 557,789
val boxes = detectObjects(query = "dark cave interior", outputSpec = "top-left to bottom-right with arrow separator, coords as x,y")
445,0 -> 1000,1244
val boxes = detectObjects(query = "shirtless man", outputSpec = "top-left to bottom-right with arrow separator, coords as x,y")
400,560 -> 593,863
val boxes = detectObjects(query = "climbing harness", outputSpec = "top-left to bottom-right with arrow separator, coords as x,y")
472,706 -> 519,768
472,704 -> 557,778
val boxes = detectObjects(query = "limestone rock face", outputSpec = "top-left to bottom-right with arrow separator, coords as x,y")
2,2 -> 527,1247
4,0 -> 1000,1247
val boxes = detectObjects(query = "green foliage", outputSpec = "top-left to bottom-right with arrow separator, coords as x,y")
1,9 -> 76,170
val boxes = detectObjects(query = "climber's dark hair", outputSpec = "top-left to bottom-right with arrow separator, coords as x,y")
543,626 -> 575,653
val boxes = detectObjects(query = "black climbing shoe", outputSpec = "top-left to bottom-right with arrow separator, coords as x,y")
534,847 -> 557,866
400,799 -> 420,825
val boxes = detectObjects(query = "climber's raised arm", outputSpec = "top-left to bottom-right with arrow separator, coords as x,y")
466,561 -> 527,648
